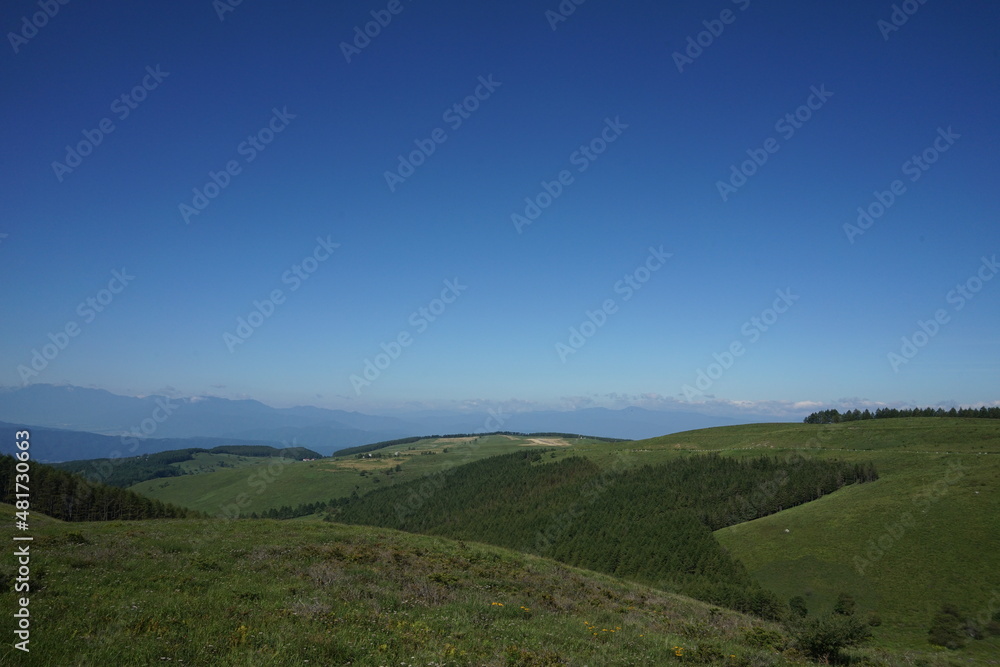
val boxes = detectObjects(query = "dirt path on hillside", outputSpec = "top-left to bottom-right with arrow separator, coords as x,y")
524,438 -> 572,447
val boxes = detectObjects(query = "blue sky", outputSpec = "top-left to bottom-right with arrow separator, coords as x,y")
1,0 -> 998,417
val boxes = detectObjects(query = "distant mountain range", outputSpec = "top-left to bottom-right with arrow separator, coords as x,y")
0,384 -> 770,460
0,421 -> 315,465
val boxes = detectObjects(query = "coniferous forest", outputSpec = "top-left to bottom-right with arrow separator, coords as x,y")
332,450 -> 877,618
0,454 -> 200,521
52,444 -> 321,488
804,406 -> 1000,423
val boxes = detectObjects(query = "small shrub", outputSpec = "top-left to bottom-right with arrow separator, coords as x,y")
690,641 -> 727,663
193,554 -> 221,571
681,619 -> 710,638
788,595 -> 808,618
428,571 -> 459,587
743,626 -> 785,650
792,613 -> 872,660
928,604 -> 966,649
833,592 -> 857,616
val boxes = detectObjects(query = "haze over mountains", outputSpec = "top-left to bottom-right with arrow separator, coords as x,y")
0,384 -> 760,459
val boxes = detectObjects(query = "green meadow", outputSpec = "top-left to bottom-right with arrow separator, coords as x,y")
708,421 -> 1000,657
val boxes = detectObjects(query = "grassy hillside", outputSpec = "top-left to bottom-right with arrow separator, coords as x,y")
690,419 -> 1000,658
0,503 -> 814,666
128,434 -> 605,516
623,418 -> 999,459
172,451 -> 293,474
54,444 -> 321,488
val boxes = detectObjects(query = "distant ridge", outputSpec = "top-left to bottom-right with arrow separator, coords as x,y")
331,431 -> 627,457
0,384 -> 774,453
0,421 -> 299,463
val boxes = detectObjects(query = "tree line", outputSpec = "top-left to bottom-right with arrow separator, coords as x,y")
251,500 -> 339,520
0,454 -> 201,521
54,444 -> 320,488
804,406 -> 1000,424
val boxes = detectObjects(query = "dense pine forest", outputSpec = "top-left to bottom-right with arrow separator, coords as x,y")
0,455 -> 200,521
332,450 -> 877,618
805,406 -> 1000,423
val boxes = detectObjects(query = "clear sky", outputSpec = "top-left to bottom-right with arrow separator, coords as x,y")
2,0 -> 998,416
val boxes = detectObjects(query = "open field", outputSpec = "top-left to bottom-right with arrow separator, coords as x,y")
172,452 -> 283,474
524,437 -> 576,447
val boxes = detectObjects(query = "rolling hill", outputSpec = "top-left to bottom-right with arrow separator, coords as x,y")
704,420 -> 1000,657
606,418 -> 1000,658
52,444 -> 322,488
0,502 -> 949,666
127,434 -> 607,517
332,445 -> 876,619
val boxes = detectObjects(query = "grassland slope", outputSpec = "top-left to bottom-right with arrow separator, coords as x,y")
692,419 -> 1000,658
0,503 -> 809,666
